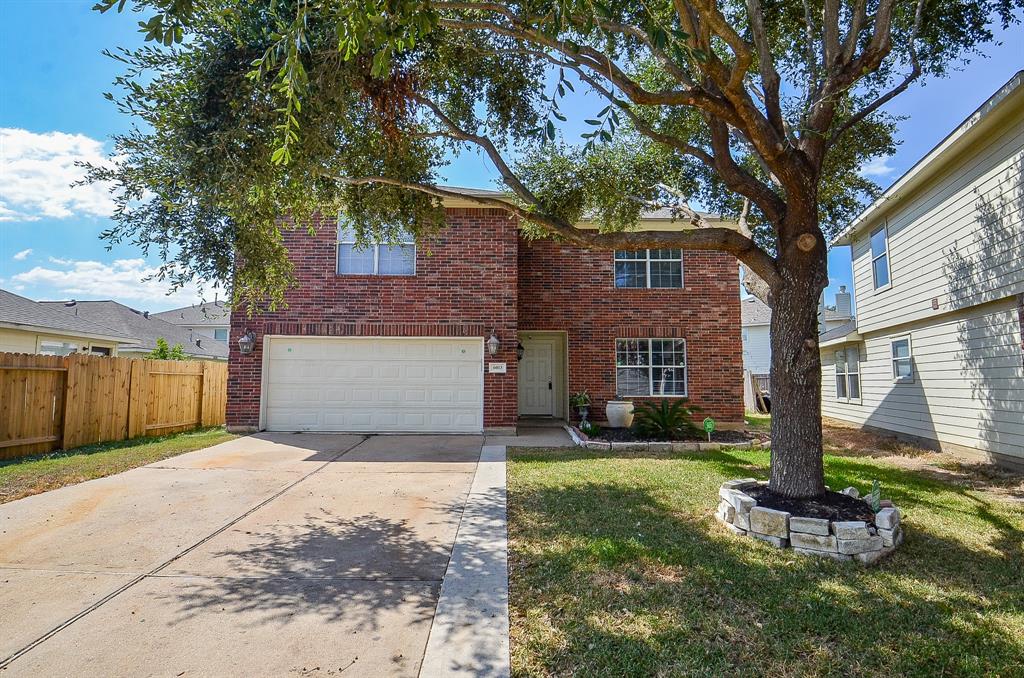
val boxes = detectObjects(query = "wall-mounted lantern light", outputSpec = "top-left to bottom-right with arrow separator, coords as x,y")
486,330 -> 501,356
516,341 -> 525,361
238,329 -> 257,355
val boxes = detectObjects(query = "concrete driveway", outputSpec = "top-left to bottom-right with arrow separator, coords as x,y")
0,433 -> 502,676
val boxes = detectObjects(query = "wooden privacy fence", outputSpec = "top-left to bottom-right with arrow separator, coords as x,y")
0,352 -> 228,461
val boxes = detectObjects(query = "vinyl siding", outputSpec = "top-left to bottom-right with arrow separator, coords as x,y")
821,297 -> 1024,464
742,325 -> 771,374
850,120 -> 1024,334
0,328 -> 120,356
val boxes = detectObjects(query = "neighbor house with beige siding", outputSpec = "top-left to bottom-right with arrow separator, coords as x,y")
820,71 -> 1024,469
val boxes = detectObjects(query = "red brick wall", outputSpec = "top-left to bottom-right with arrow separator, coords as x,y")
517,238 -> 744,425
227,208 -> 519,429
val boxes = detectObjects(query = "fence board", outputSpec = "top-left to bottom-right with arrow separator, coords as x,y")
0,352 -> 227,461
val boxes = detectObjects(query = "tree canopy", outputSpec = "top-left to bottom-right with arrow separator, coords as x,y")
90,0 -> 1022,310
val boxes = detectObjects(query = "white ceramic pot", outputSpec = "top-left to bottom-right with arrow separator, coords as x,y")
606,400 -> 635,428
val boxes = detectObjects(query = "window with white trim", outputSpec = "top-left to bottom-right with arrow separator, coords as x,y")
615,338 -> 687,396
39,341 -> 79,356
213,328 -> 228,341
870,225 -> 890,289
337,223 -> 416,276
614,249 -> 683,288
835,346 -> 861,402
891,337 -> 913,382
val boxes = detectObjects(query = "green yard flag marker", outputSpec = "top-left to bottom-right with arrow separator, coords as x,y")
703,417 -> 715,442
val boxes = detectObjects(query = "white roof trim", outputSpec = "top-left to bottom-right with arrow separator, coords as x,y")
832,69 -> 1024,247
819,331 -> 863,348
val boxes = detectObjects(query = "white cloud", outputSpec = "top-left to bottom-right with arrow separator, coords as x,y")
0,128 -> 117,222
12,248 -> 33,260
11,258 -> 203,306
860,157 -> 896,178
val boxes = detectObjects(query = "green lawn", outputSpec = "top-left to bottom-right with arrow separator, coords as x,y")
508,445 -> 1024,676
0,427 -> 237,503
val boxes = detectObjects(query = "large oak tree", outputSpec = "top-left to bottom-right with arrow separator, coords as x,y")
92,0 -> 1020,497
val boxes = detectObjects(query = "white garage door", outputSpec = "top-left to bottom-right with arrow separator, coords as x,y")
263,337 -> 484,433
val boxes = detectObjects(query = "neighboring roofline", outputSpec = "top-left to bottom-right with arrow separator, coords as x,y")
741,320 -> 770,328
0,320 -> 132,345
831,69 -> 1024,247
819,330 -> 862,348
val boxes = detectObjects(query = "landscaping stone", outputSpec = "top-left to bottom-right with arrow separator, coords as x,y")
610,441 -> 646,451
751,533 -> 788,548
730,441 -> 753,450
874,507 -> 900,530
728,492 -> 756,515
585,440 -> 611,450
790,532 -> 839,552
794,548 -> 852,562
749,507 -> 790,538
790,516 -> 831,535
837,536 -> 884,555
699,442 -> 722,452
716,477 -> 904,565
879,526 -> 904,548
648,442 -> 673,452
832,521 -> 871,540
840,486 -> 860,499
671,441 -> 700,452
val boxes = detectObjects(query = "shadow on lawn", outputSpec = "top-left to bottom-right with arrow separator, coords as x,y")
509,469 -> 1024,676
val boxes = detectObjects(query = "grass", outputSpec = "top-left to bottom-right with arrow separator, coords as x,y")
0,427 -> 237,504
508,427 -> 1024,677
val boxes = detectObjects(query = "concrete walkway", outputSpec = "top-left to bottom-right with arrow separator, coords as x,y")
0,433 -> 509,677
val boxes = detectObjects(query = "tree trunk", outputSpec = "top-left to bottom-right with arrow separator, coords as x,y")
767,214 -> 829,498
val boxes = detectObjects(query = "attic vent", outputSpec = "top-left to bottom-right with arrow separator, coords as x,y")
196,339 -> 202,347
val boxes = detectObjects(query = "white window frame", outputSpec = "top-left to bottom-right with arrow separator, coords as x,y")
37,339 -> 80,356
834,346 -> 861,404
870,224 -> 892,292
614,338 -> 688,397
613,250 -> 684,289
213,328 -> 229,342
336,224 -> 416,276
891,336 -> 914,383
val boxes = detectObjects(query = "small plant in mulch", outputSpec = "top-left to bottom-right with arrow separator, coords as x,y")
632,399 -> 702,441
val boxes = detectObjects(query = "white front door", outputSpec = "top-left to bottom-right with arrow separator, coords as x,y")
262,337 -> 484,432
518,338 -> 555,416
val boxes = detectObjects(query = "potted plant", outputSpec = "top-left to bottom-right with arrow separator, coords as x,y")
570,390 -> 591,424
606,395 -> 635,428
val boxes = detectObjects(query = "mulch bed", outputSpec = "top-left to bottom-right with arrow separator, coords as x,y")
746,485 -> 875,522
594,428 -> 754,444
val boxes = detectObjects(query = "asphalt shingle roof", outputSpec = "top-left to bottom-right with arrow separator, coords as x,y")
0,289 -> 132,340
741,296 -> 852,327
41,300 -> 228,360
152,301 -> 231,327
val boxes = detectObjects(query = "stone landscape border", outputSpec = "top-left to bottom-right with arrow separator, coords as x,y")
564,425 -> 763,452
716,478 -> 904,565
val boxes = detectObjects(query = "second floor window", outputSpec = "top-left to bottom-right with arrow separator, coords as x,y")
614,249 -> 683,288
870,225 -> 890,289
337,224 -> 416,276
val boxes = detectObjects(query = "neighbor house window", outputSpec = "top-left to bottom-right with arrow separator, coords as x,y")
90,346 -> 112,356
39,341 -> 78,356
615,339 -> 687,396
870,225 -> 890,289
213,328 -> 228,341
891,337 -> 913,382
337,224 -> 416,276
614,250 -> 683,288
835,347 -> 861,402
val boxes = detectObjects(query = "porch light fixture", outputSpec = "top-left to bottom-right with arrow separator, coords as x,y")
516,341 -> 525,361
238,329 -> 257,355
486,330 -> 501,356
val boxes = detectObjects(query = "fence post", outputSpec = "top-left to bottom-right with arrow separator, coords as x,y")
196,361 -> 208,429
126,359 -> 147,439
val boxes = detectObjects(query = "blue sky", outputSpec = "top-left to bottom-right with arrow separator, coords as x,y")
1,1 -> 1021,311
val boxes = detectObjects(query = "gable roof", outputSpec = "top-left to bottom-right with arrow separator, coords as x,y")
152,300 -> 231,327
741,295 -> 853,327
832,69 -> 1024,246
0,289 -> 132,342
41,300 -> 229,360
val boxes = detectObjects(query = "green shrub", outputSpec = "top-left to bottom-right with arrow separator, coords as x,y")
632,399 -> 701,440
579,420 -> 601,437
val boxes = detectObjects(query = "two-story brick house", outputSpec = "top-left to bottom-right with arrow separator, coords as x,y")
820,70 -> 1024,469
226,191 -> 743,434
